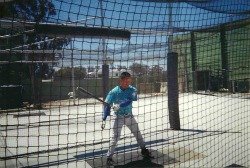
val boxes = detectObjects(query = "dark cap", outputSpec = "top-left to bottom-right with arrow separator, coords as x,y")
120,71 -> 131,79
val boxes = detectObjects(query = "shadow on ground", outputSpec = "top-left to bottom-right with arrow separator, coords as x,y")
114,157 -> 163,168
85,149 -> 178,168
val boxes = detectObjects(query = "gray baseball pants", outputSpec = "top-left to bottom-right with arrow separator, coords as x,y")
106,115 -> 145,158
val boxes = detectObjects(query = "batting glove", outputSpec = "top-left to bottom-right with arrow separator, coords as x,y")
113,104 -> 120,112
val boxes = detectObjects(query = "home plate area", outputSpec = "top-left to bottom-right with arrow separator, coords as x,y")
83,147 -> 204,167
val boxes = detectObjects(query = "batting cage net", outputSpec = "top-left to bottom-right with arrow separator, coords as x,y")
0,0 -> 249,167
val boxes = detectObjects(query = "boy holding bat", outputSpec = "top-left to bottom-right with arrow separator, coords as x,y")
102,71 -> 151,166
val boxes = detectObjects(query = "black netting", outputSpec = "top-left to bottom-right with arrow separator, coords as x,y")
0,0 -> 249,167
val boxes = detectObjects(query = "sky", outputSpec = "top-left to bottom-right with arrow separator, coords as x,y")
45,0 -> 249,69
48,0 -> 249,30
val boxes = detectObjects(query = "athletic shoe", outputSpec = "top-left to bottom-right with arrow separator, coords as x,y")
106,157 -> 115,166
141,148 -> 152,158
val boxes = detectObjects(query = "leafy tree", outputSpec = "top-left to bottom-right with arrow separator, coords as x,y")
0,0 -> 68,106
0,0 -> 56,22
129,63 -> 149,76
87,66 -> 95,72
54,67 -> 87,80
0,0 -> 69,82
117,65 -> 127,70
149,65 -> 164,81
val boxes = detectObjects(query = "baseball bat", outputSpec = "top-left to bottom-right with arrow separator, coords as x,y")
76,86 -> 110,130
76,86 -> 109,106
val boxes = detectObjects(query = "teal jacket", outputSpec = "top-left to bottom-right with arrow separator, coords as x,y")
105,85 -> 137,116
